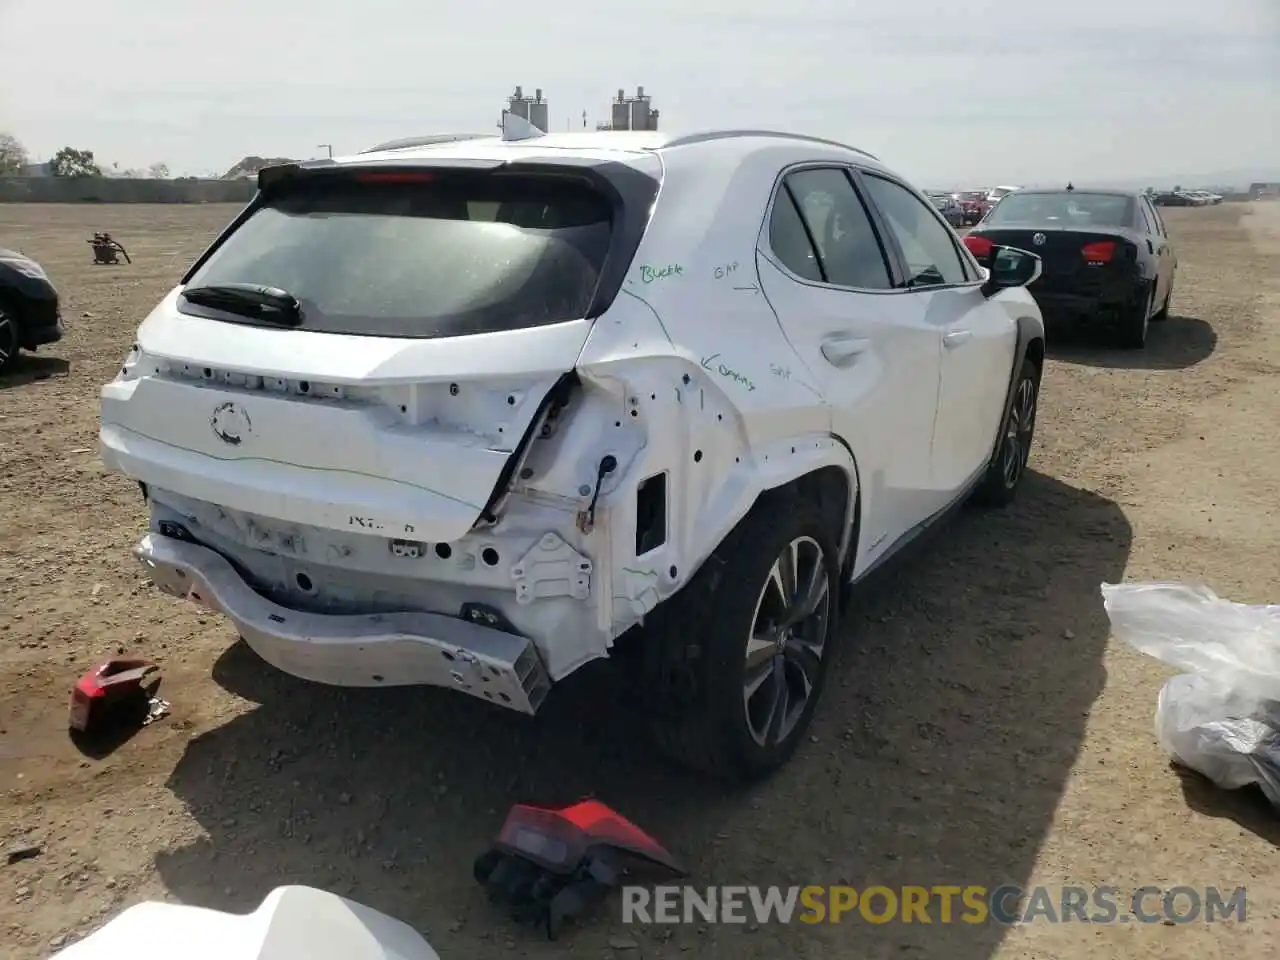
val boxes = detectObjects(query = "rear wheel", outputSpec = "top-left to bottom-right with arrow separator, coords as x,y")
1116,285 -> 1153,349
0,300 -> 21,374
641,496 -> 839,781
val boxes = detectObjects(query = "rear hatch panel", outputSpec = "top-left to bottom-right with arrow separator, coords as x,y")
102,340 -> 573,543
101,158 -> 659,543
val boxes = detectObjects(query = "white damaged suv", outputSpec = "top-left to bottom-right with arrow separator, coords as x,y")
100,125 -> 1045,780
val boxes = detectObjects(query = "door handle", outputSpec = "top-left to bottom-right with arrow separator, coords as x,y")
942,330 -> 973,349
820,335 -> 870,367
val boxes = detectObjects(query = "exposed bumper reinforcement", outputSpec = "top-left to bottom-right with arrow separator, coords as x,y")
132,533 -> 551,714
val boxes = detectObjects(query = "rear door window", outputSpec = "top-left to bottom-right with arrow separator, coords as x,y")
782,168 -> 893,289
181,171 -> 614,338
768,187 -> 824,283
860,175 -> 969,286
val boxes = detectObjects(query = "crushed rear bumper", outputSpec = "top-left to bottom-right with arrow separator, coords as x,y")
132,533 -> 551,714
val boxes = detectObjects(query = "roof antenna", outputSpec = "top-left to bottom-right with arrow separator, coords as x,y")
501,110 -> 545,142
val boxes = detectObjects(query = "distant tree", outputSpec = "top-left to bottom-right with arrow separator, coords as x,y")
149,162 -> 170,179
0,132 -> 29,175
50,147 -> 102,178
120,168 -> 146,178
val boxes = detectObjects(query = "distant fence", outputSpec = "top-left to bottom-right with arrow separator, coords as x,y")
0,177 -> 257,204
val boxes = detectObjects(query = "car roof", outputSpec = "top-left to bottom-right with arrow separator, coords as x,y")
330,129 -> 888,176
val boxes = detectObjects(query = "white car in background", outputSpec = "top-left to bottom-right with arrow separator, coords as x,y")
1186,189 -> 1223,205
99,124 -> 1046,780
985,184 -> 1022,205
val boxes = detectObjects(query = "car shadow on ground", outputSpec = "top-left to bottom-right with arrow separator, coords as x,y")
0,354 -> 70,389
1047,315 -> 1216,371
1174,765 -> 1280,847
154,469 -> 1128,959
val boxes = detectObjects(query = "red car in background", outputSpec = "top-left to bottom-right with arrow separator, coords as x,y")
958,191 -> 989,225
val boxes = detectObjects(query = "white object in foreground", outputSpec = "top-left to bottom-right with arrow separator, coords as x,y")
51,885 -> 441,960
1101,581 -> 1280,807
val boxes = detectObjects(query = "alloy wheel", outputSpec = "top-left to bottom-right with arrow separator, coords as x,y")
1001,376 -> 1037,488
742,535 -> 831,747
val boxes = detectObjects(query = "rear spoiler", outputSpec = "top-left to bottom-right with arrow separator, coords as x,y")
360,133 -> 492,154
256,156 -> 504,192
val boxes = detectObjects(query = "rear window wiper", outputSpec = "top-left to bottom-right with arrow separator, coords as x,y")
181,283 -> 302,327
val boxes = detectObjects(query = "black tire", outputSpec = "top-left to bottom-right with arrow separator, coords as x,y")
972,357 -> 1040,508
0,298 -> 21,374
1116,284 -> 1153,349
638,493 -> 840,781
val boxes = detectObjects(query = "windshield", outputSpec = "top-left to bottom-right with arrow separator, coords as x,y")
984,192 -> 1133,228
182,171 -> 613,339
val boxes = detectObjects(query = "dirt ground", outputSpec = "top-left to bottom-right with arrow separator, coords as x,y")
1,201 -> 1278,959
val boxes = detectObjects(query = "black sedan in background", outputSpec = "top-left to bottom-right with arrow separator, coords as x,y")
964,189 -> 1176,349
0,248 -> 64,372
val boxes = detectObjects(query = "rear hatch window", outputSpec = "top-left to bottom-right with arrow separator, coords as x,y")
181,170 -> 614,339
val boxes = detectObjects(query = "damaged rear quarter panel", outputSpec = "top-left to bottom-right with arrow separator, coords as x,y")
570,147 -> 861,637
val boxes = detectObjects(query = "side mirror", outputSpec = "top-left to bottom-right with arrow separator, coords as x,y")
979,244 -> 1041,297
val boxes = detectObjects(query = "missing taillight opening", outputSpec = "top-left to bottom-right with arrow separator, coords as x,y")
635,472 -> 668,555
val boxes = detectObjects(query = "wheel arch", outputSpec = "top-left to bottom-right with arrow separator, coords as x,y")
756,442 -> 860,575
0,283 -> 25,318
0,287 -> 25,364
988,315 -> 1044,468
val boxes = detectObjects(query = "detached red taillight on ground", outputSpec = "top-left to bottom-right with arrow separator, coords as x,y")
492,799 -> 685,874
475,800 -> 686,939
68,657 -> 159,734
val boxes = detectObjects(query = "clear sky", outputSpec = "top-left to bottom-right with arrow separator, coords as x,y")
0,0 -> 1275,185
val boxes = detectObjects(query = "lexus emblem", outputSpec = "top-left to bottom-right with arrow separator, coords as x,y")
1032,232 -> 1047,246
210,401 -> 252,446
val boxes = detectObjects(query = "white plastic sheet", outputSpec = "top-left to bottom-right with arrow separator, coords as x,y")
1101,581 -> 1280,808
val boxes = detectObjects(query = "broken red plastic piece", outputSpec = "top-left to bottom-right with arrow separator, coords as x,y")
69,658 -> 159,733
493,800 -> 686,876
